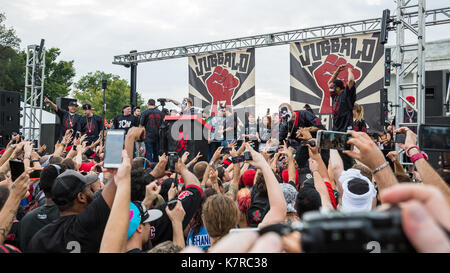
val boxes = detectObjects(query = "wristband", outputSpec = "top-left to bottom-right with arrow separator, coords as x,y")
406,145 -> 420,157
372,161 -> 389,174
410,152 -> 428,163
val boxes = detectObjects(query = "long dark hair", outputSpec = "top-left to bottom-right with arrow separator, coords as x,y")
190,188 -> 217,236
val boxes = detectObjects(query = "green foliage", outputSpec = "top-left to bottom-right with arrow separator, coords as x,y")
73,71 -> 144,121
0,12 -> 21,50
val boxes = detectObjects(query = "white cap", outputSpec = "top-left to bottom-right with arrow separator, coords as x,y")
339,169 -> 377,213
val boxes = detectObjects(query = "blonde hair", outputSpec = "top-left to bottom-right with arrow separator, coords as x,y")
353,103 -> 364,122
202,194 -> 239,245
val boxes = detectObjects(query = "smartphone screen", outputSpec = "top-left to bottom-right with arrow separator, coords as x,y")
419,125 -> 450,152
394,133 -> 406,144
103,130 -> 125,168
9,160 -> 25,182
317,130 -> 352,151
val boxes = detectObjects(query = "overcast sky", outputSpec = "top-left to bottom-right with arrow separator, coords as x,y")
2,0 -> 450,116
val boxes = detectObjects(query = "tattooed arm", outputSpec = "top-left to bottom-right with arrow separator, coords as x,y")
0,170 -> 32,244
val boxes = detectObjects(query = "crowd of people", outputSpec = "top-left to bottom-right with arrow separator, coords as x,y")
0,65 -> 449,254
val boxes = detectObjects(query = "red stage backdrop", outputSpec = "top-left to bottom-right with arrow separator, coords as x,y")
290,33 -> 385,130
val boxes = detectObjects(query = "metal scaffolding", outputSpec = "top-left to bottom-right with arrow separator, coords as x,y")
393,0 -> 427,165
112,6 -> 450,65
22,44 -> 46,146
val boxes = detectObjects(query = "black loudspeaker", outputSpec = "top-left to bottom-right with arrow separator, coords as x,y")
40,124 -> 57,153
380,9 -> 391,44
384,48 -> 391,86
380,88 -> 389,124
0,91 -> 21,148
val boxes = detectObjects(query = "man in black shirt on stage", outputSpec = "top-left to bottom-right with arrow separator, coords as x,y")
44,97 -> 81,141
113,105 -> 139,134
77,104 -> 104,145
140,99 -> 164,163
327,64 -> 357,169
278,103 -> 327,168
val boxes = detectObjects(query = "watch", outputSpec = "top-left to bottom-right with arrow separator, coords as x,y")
410,152 -> 428,163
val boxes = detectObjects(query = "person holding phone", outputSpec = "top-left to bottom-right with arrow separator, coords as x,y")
44,97 -> 81,142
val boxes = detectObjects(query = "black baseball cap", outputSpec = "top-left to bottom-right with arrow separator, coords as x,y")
51,170 -> 97,205
68,101 -> 78,107
82,104 -> 94,110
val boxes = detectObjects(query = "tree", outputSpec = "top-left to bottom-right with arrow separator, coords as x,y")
73,71 -> 144,121
0,12 -> 21,50
0,11 -> 23,92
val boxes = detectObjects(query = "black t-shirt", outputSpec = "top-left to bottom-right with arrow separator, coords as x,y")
331,85 -> 357,132
77,114 -> 104,144
280,110 -> 325,141
140,108 -> 164,142
56,108 -> 82,140
392,108 -> 418,133
17,204 -> 60,252
150,184 -> 203,246
27,195 -> 110,253
352,119 -> 367,132
113,114 -> 138,134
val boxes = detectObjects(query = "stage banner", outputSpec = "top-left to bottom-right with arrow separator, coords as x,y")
290,33 -> 385,131
188,48 -> 255,115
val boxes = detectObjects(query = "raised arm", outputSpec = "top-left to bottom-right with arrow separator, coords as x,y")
44,97 -> 58,112
309,158 -> 333,209
246,144 -> 286,227
347,67 -> 355,89
100,150 -> 131,253
343,131 -> 398,194
396,127 -> 450,203
0,169 -> 33,244
327,64 -> 346,89
165,200 -> 186,248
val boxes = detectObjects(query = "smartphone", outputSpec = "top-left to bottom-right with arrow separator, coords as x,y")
9,160 -> 25,181
29,168 -> 43,181
244,151 -> 253,161
394,133 -> 406,144
103,130 -> 125,168
419,124 -> 450,152
316,130 -> 352,151
222,147 -> 231,154
167,152 -> 179,172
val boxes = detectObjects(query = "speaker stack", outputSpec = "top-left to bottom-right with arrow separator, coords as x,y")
0,91 -> 21,148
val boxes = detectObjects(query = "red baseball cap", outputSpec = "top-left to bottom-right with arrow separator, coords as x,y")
406,96 -> 415,103
79,161 -> 95,173
282,169 -> 300,185
242,169 -> 257,188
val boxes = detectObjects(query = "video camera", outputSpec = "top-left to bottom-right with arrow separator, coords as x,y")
157,98 -> 167,107
258,206 -> 415,253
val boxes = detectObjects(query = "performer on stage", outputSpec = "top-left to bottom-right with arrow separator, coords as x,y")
44,97 -> 81,141
328,64 -> 357,132
278,103 -> 327,169
77,104 -> 104,145
327,64 -> 357,170
113,105 -> 139,134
